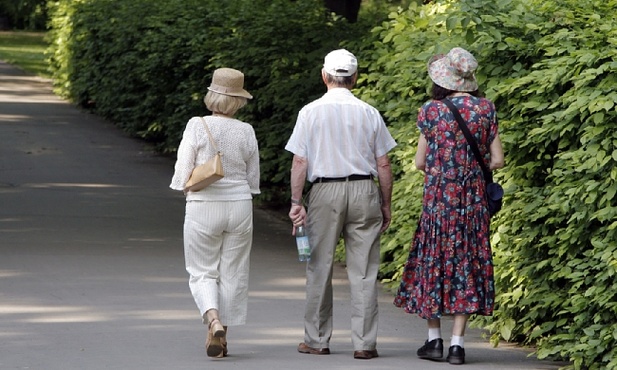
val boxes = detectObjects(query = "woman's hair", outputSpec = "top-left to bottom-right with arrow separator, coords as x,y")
203,91 -> 248,116
323,71 -> 356,89
431,83 -> 482,100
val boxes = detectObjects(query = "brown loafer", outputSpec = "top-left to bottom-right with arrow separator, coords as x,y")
298,342 -> 330,355
354,349 -> 379,359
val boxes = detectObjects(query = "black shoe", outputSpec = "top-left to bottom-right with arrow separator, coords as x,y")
447,345 -> 465,365
417,338 -> 443,360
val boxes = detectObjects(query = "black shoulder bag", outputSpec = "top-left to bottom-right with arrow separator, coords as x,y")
441,98 -> 503,217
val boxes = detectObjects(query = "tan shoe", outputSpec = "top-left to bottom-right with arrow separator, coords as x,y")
221,326 -> 228,357
214,327 -> 228,358
205,318 -> 225,357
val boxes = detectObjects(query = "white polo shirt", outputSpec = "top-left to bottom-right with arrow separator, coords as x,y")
285,88 -> 396,182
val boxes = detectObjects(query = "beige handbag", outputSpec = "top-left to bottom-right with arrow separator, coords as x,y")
184,117 -> 224,192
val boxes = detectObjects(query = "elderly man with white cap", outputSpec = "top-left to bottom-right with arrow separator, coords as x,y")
285,49 -> 396,360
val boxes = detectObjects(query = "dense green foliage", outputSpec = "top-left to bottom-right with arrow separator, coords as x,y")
354,0 -> 617,368
46,0 -> 617,368
47,0 -> 372,203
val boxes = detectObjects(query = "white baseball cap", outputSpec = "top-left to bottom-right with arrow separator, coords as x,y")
323,49 -> 358,77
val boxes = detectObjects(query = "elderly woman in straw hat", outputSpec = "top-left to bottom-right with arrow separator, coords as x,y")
394,48 -> 504,365
170,67 -> 260,358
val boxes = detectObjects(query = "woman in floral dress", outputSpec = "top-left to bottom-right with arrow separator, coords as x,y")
394,47 -> 504,365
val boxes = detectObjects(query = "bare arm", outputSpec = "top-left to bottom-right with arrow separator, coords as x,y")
376,154 -> 393,233
415,134 -> 428,172
289,154 -> 308,234
489,134 -> 505,170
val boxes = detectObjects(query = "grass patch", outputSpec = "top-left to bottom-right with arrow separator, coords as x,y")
0,31 -> 49,78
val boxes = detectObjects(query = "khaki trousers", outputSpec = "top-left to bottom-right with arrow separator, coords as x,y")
304,179 -> 382,351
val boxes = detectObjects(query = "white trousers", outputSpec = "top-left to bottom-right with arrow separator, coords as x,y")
183,200 -> 253,326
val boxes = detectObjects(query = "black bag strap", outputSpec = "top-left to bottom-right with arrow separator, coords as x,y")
441,98 -> 493,184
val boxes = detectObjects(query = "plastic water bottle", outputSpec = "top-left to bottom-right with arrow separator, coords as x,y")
295,225 -> 311,262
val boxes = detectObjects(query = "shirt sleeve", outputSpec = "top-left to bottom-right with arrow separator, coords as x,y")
284,109 -> 307,157
416,102 -> 431,138
246,127 -> 261,194
373,110 -> 397,157
169,120 -> 198,191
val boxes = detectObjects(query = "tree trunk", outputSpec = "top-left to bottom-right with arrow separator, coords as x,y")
324,0 -> 361,23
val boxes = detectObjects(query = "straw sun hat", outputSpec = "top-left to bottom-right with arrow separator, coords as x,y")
207,68 -> 253,99
428,47 -> 479,92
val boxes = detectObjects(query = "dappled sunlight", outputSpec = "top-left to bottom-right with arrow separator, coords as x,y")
141,276 -> 185,283
0,76 -> 63,104
0,218 -> 35,232
0,304 -> 92,314
233,328 -> 418,347
0,113 -> 29,122
0,226 -> 44,233
235,327 -> 306,346
26,182 -> 130,189
0,187 -> 20,195
266,326 -> 312,336
0,304 -> 197,324
128,238 -> 168,243
0,331 -> 27,338
26,313 -> 111,323
0,269 -> 27,278
0,92 -> 64,104
0,218 -> 20,222
0,304 -> 111,323
156,293 -> 188,299
249,290 -> 306,300
261,277 -> 348,288
262,276 -> 305,288
125,310 -> 195,321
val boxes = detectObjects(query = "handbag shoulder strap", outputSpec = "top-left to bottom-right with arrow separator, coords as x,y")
441,98 -> 492,183
198,116 -> 221,154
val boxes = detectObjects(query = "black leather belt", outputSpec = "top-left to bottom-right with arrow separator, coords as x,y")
314,174 -> 373,183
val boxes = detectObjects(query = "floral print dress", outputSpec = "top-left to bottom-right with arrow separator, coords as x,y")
394,95 -> 498,319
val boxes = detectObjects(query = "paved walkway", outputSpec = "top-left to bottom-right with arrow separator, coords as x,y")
0,61 -> 567,369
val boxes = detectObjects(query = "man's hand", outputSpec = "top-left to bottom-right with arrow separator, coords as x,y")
376,154 -> 393,233
289,205 -> 307,235
380,205 -> 391,233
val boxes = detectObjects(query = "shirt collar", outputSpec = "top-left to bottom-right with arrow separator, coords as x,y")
325,87 -> 353,95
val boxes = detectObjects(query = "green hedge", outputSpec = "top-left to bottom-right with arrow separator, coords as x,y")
354,0 -> 617,368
